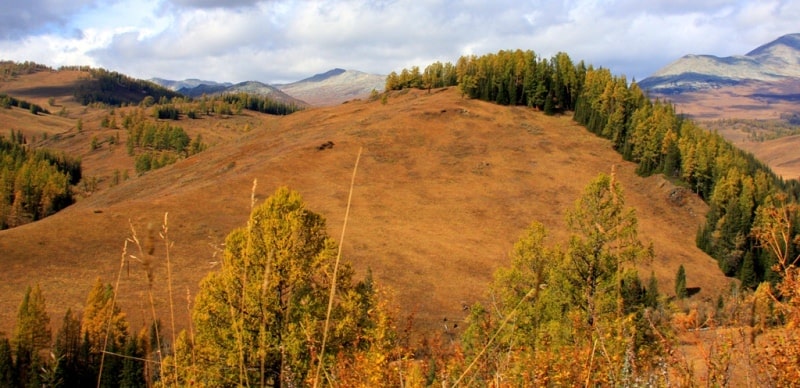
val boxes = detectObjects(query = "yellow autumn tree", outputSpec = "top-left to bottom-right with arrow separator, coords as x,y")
165,187 -> 395,387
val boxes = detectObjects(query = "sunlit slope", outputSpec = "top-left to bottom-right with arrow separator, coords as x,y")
0,87 -> 726,337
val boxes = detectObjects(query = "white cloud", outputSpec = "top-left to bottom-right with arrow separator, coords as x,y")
1,0 -> 797,83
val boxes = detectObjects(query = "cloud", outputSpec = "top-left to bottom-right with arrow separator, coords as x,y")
166,0 -> 263,9
2,0 -> 798,83
0,0 -> 99,39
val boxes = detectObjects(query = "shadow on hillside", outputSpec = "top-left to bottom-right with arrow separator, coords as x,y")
5,81 -> 85,99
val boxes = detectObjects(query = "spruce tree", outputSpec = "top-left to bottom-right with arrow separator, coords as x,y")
54,309 -> 82,387
13,284 -> 51,386
740,252 -> 758,290
645,271 -> 659,308
119,335 -> 145,388
675,264 -> 687,299
0,336 -> 15,387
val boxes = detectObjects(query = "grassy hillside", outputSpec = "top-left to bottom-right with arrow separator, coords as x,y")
0,84 -> 726,340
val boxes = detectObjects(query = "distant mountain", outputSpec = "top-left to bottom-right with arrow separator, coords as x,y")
276,68 -> 385,106
179,80 -> 308,107
639,33 -> 800,93
150,77 -> 232,91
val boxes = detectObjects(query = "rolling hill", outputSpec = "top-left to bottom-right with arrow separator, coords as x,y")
275,68 -> 386,106
152,67 -> 385,107
176,80 -> 308,107
0,70 -> 728,341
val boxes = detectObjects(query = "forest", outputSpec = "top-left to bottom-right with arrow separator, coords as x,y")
73,68 -> 184,107
0,130 -> 80,229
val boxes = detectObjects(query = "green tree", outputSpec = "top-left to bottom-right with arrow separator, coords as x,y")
564,171 -> 649,325
172,187 -> 386,387
119,335 -> 145,388
645,271 -> 659,308
675,264 -> 687,299
0,336 -> 15,387
739,252 -> 758,290
491,222 -> 562,348
54,308 -> 83,387
13,284 -> 51,386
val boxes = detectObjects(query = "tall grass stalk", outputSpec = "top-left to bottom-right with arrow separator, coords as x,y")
96,237 -> 129,388
126,221 -> 164,384
160,213 -> 178,386
313,147 -> 363,388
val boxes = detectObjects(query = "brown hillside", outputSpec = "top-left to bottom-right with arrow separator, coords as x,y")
651,79 -> 800,179
0,86 -> 727,340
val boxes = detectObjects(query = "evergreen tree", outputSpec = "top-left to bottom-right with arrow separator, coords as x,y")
0,336 -> 15,387
119,335 -> 145,388
564,171 -> 649,324
13,284 -> 51,386
740,252 -> 758,290
675,264 -> 687,299
645,271 -> 659,308
54,308 -> 82,387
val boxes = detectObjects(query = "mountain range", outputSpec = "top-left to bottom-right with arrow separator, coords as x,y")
639,33 -> 800,93
151,68 -> 385,107
639,33 -> 800,180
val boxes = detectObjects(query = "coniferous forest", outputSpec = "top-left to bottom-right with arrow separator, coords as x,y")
0,131 -> 80,229
1,50 -> 800,386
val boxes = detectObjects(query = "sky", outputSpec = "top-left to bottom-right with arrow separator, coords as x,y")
0,0 -> 797,84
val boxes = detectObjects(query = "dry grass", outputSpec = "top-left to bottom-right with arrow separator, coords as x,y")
0,79 -> 728,347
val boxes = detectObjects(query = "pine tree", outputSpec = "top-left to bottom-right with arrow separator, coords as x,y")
13,284 -> 51,386
645,271 -> 659,308
564,171 -> 649,324
119,335 -> 145,388
740,252 -> 758,290
675,264 -> 687,299
0,336 -> 15,387
54,308 -> 82,387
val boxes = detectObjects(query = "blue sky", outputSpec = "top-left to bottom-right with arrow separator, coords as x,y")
0,0 -> 797,83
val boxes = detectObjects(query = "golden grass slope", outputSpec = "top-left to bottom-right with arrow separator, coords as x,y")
0,86 -> 728,340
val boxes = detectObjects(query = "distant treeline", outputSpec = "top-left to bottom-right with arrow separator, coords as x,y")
74,68 -> 184,106
149,93 -> 302,120
703,117 -> 800,142
0,61 -> 52,79
219,92 -> 303,115
0,94 -> 49,115
0,130 -> 81,229
390,49 -> 800,287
